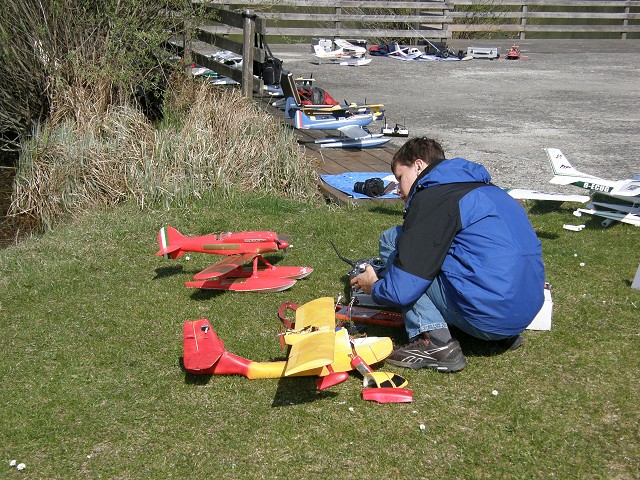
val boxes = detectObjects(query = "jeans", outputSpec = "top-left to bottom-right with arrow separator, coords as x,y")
379,226 -> 511,341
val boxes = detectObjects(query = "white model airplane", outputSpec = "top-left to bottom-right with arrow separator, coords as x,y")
387,43 -> 423,59
312,39 -> 367,60
546,147 -> 640,227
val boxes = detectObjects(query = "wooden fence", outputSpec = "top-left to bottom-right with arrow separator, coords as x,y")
167,1 -> 639,97
167,8 -> 269,95
200,0 -> 640,40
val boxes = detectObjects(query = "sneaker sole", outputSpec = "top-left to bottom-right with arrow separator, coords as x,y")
386,355 -> 466,373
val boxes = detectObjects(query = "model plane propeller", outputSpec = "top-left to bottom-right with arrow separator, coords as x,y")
155,227 -> 313,292
182,297 -> 407,396
546,148 -> 640,226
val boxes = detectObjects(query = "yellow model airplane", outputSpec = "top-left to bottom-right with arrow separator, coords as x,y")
182,297 -> 394,390
281,72 -> 385,121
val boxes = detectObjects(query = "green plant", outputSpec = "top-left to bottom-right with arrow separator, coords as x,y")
0,195 -> 637,478
9,74 -> 318,233
0,0 -> 195,155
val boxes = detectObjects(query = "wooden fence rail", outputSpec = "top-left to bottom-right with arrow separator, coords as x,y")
166,1 -> 639,98
166,8 -> 269,95
200,0 -> 640,40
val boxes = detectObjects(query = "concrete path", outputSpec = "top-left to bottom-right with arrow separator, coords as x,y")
271,40 -> 640,193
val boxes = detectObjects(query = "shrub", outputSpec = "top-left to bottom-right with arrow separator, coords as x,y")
9,75 -> 319,232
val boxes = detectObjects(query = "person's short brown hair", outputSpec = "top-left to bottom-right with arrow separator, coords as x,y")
392,137 -> 445,172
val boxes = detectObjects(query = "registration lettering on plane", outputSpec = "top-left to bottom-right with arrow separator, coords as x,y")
583,182 -> 612,193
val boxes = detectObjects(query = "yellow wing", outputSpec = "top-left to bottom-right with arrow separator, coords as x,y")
293,297 -> 335,331
300,103 -> 385,118
285,330 -> 335,376
284,297 -> 336,376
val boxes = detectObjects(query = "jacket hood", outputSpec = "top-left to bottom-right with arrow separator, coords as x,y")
406,157 -> 492,208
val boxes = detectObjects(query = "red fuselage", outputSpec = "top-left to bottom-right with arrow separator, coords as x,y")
180,231 -> 289,256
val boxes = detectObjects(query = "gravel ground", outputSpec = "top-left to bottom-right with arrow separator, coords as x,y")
271,40 -> 640,192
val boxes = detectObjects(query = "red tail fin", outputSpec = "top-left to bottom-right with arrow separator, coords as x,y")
155,226 -> 185,259
182,319 -> 226,373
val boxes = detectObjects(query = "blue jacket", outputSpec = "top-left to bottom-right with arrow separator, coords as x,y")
371,158 -> 546,336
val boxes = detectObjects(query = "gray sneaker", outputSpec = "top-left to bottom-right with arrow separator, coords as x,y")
386,335 -> 466,373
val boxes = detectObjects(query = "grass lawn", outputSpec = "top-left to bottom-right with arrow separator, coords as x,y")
1,193 -> 638,479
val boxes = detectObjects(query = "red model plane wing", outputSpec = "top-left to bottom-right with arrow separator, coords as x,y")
193,253 -> 257,280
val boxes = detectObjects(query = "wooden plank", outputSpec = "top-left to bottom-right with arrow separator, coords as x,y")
202,0 -> 640,8
202,5 -> 267,34
205,26 -> 450,39
258,13 -> 449,23
449,23 -> 640,32
452,0 -> 640,6
203,0 -> 450,9
196,28 -> 267,62
449,11 -> 640,20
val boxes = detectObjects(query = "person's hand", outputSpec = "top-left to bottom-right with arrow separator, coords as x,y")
350,264 -> 378,295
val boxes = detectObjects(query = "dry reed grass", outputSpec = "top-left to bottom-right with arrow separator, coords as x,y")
9,74 -> 319,232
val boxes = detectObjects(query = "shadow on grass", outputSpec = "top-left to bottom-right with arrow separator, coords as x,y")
178,356 -> 340,405
449,326 -> 526,358
190,288 -> 227,301
271,376 -> 339,407
179,357 -> 212,385
369,204 -> 403,216
153,265 -> 183,279
534,230 -> 559,240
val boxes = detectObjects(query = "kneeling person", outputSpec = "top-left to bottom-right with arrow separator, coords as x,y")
350,137 -> 546,372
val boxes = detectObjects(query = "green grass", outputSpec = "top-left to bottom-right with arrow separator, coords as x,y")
1,194 -> 638,479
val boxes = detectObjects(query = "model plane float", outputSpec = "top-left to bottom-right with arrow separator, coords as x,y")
547,148 -> 640,227
183,297 -> 412,402
155,227 -> 313,292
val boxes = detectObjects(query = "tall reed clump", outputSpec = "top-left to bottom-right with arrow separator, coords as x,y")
9,74 -> 319,232
0,0 -> 189,156
155,75 -> 319,206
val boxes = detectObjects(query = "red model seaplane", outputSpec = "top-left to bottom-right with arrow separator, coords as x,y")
155,227 -> 313,292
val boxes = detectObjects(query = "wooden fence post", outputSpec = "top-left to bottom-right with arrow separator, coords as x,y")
520,4 -> 527,40
443,1 -> 452,42
183,17 -> 192,72
242,9 -> 256,97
